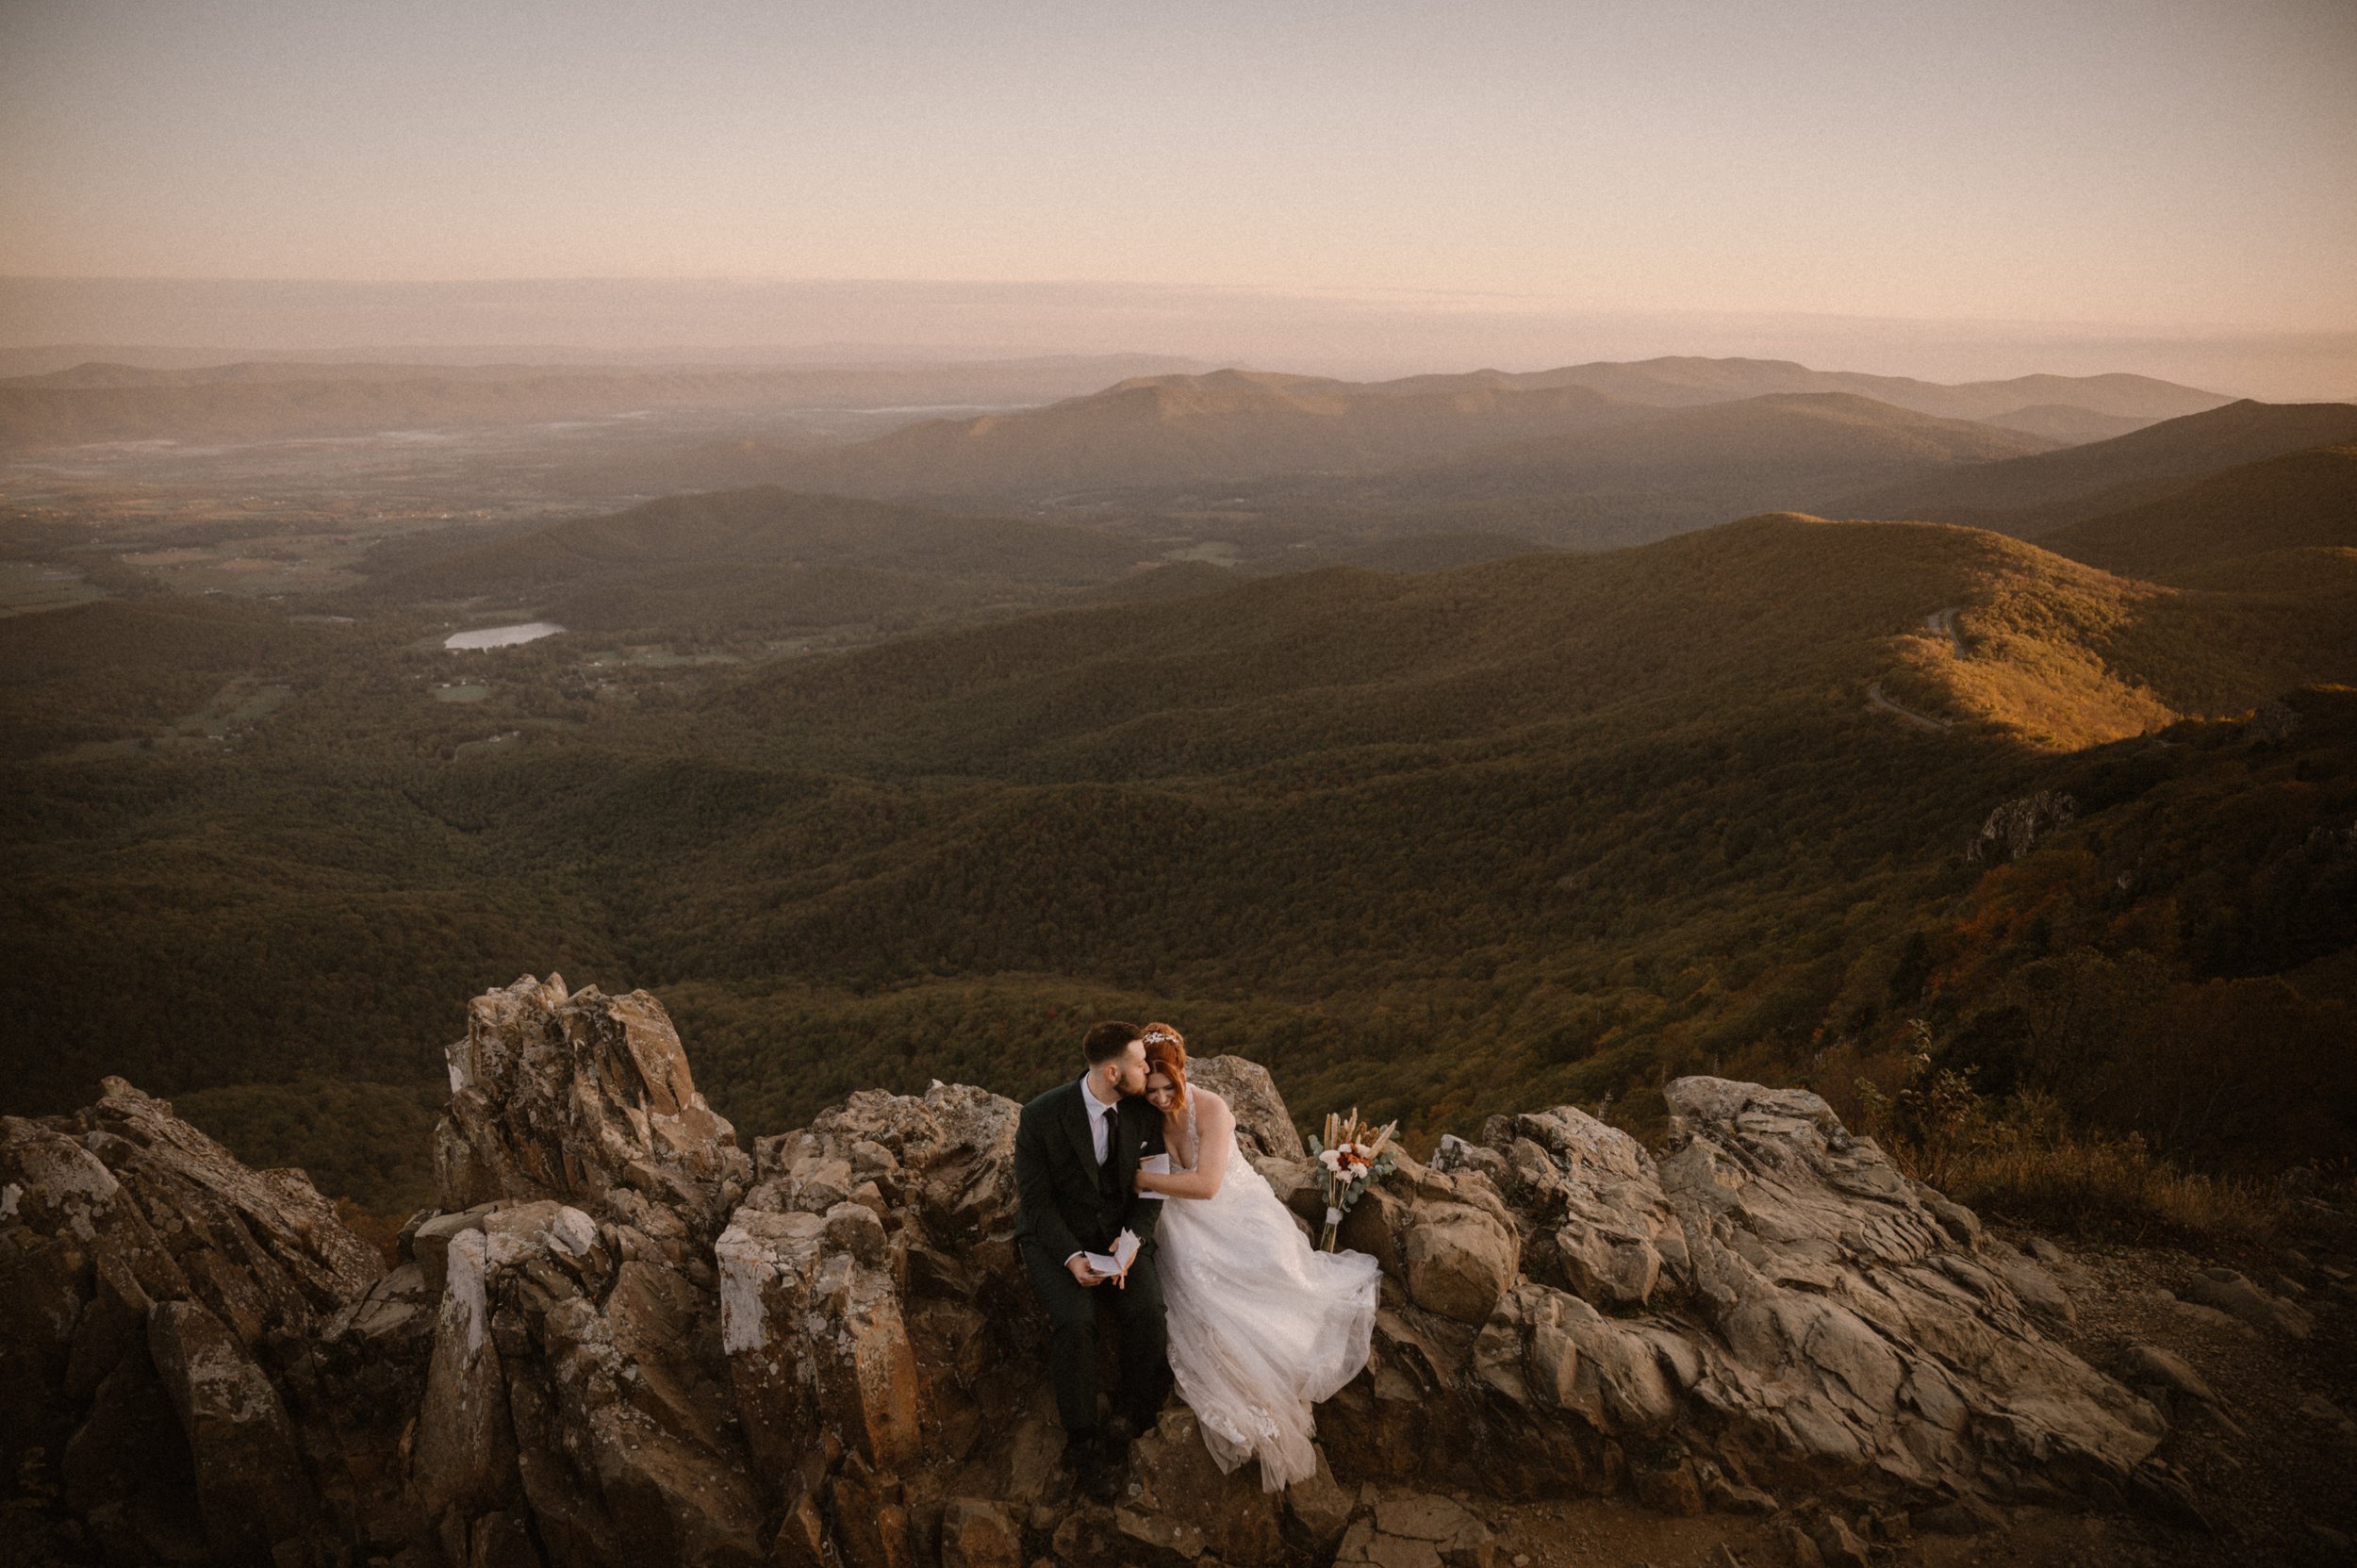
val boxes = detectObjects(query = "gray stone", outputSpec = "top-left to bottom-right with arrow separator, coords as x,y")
412,1203 -> 496,1296
2117,1343 -> 2217,1407
2182,1268 -> 2314,1339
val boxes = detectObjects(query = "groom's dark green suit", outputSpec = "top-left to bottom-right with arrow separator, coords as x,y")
1014,1078 -> 1169,1436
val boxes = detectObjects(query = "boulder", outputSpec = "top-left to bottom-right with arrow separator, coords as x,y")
434,973 -> 750,1229
2117,1344 -> 2218,1408
1404,1199 -> 1520,1324
1189,1054 -> 1306,1161
2181,1267 -> 2314,1339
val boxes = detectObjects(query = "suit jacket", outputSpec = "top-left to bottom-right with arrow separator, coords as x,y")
1014,1078 -> 1167,1263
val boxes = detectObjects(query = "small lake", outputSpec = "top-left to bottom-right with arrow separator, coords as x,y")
446,621 -> 565,650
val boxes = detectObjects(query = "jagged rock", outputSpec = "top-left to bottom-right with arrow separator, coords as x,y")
435,973 -> 750,1229
1966,790 -> 2077,865
1458,1106 -> 1689,1310
720,1081 -> 1045,1568
1652,1078 -> 2162,1496
415,1202 -> 498,1294
1,1078 -> 383,1566
1280,1448 -> 1359,1555
1,983 -> 2194,1567
2131,1457 -> 2210,1528
407,1193 -> 763,1566
1810,1511 -> 1871,1568
148,1296 -> 320,1553
2181,1267 -> 2314,1339
1628,1450 -> 1705,1515
407,980 -> 766,1567
1777,1520 -> 1828,1567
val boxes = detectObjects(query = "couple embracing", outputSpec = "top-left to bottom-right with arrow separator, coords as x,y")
1014,1020 -> 1381,1500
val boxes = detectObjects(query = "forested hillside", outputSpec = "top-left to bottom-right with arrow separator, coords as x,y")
7,503 -> 2350,1220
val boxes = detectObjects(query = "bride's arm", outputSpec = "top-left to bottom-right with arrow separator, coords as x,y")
1137,1093 -> 1232,1200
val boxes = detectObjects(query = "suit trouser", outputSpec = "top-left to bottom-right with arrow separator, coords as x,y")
1020,1238 -> 1167,1435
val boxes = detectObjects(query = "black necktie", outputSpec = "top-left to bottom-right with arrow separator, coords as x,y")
1097,1105 -> 1119,1200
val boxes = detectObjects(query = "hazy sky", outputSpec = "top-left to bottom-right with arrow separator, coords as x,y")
3,1 -> 2353,380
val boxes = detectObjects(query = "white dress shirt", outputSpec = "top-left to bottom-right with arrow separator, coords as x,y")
1080,1072 -> 1119,1164
1068,1073 -> 1122,1269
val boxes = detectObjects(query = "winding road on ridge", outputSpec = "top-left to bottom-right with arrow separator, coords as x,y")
1865,605 -> 1964,733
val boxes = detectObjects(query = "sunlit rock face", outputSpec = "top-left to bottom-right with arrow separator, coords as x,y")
0,1078 -> 382,1566
434,972 -> 750,1228
1,978 -> 2172,1567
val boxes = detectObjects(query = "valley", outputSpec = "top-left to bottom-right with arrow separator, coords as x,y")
5,357 -> 2352,1243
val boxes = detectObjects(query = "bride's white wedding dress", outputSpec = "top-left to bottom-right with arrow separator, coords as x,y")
1157,1097 -> 1382,1491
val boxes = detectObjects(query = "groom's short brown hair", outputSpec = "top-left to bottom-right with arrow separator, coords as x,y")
1081,1020 -> 1140,1065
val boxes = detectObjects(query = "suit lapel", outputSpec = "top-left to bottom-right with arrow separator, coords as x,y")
1113,1097 -> 1145,1191
1065,1079 -> 1101,1180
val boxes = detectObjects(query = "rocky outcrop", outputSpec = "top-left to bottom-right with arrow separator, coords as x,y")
2,979 -> 2183,1567
1966,789 -> 2078,865
404,975 -> 764,1568
2,1077 -> 384,1566
434,973 -> 749,1229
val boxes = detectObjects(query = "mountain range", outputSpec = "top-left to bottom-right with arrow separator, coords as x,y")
716,359 -> 2230,510
0,354 -> 1200,454
1833,399 -> 2357,535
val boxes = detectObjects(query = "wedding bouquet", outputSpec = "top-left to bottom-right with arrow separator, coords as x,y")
1307,1108 -> 1400,1252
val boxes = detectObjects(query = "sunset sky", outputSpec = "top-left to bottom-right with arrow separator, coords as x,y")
3,1 -> 2351,389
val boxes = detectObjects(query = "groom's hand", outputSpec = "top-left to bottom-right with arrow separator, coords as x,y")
1066,1255 -> 1106,1287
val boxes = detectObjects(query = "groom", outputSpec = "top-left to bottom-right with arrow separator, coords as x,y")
1014,1019 -> 1170,1500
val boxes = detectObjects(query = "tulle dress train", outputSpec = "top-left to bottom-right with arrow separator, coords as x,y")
1157,1112 -> 1381,1490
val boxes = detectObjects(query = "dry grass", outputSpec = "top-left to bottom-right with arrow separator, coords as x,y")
1852,1044 -> 2295,1247
1925,1121 -> 2293,1247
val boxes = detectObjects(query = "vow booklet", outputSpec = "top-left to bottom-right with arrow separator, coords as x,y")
1083,1229 -> 1142,1279
1137,1152 -> 1171,1198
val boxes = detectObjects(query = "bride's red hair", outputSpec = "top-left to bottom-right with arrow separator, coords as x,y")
1139,1022 -> 1188,1106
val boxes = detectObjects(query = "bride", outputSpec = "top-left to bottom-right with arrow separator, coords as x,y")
1129,1024 -> 1381,1491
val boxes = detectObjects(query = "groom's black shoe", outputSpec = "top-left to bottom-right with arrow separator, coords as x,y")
1100,1411 -> 1139,1453
1067,1433 -> 1120,1504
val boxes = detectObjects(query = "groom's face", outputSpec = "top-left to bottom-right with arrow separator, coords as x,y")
1108,1038 -> 1149,1098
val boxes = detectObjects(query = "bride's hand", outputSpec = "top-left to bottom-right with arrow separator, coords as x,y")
1132,1170 -> 1158,1194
